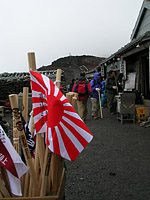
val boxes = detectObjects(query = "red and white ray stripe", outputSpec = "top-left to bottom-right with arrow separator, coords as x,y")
30,71 -> 93,161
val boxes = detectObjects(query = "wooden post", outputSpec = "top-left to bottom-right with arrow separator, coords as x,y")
66,93 -> 73,104
72,97 -> 77,109
74,92 -> 78,98
9,94 -> 39,196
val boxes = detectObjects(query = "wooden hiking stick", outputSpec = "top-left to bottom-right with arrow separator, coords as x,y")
12,120 -> 19,153
40,69 -> 65,196
12,96 -> 19,153
29,111 -> 34,137
28,52 -> 46,188
49,69 -> 65,194
22,87 -> 29,123
0,166 -> 11,198
23,172 -> 30,197
28,52 -> 49,196
0,175 -> 11,198
9,94 -> 39,196
28,52 -> 36,71
22,87 -> 29,196
40,146 -> 51,196
1,167 -> 11,194
98,90 -> 103,118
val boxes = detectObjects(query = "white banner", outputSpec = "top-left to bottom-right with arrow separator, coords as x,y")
0,125 -> 29,196
120,60 -> 126,80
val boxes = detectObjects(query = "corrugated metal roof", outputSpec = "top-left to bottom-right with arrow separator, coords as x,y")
99,31 -> 150,66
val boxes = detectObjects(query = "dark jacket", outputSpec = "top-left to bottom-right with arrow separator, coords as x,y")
117,79 -> 123,93
106,76 -> 117,94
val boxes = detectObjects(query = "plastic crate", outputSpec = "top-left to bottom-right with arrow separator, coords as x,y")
136,107 -> 146,123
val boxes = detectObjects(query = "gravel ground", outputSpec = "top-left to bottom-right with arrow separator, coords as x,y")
3,101 -> 150,200
65,101 -> 150,200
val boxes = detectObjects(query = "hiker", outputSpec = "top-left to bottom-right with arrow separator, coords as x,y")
106,70 -> 117,114
90,72 -> 102,119
69,79 -> 76,92
73,72 -> 92,121
117,73 -> 124,93
67,83 -> 70,92
101,77 -> 106,93
100,77 -> 107,107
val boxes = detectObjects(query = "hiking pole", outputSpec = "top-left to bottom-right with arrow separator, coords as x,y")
97,90 -> 103,119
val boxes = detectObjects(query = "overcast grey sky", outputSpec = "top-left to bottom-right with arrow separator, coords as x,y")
0,0 -> 143,73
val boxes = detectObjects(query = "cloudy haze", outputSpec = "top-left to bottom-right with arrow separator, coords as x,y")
0,0 -> 143,73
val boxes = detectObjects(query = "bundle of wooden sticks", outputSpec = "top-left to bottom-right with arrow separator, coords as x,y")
0,53 -> 75,200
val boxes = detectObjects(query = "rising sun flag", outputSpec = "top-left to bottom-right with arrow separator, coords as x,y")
30,71 -> 93,161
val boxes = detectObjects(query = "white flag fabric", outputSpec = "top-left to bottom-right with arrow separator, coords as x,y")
0,125 -> 29,196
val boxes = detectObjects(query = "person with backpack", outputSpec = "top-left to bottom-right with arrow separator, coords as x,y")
90,72 -> 102,119
73,72 -> 92,121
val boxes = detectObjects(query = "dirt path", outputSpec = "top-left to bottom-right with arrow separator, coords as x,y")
65,101 -> 150,200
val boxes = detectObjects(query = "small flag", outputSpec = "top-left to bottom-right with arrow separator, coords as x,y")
0,125 -> 29,196
30,71 -> 93,161
21,114 -> 35,157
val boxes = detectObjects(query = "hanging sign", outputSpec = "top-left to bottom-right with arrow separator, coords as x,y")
120,60 -> 126,80
101,66 -> 105,77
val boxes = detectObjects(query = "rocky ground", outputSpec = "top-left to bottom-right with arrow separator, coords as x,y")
3,100 -> 150,200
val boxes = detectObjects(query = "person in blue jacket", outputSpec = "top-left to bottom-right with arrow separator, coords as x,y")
90,72 -> 102,119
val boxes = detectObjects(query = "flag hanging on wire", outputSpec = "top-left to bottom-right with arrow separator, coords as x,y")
30,71 -> 93,161
0,125 -> 29,196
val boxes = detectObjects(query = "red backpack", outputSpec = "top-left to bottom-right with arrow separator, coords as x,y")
77,80 -> 87,95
